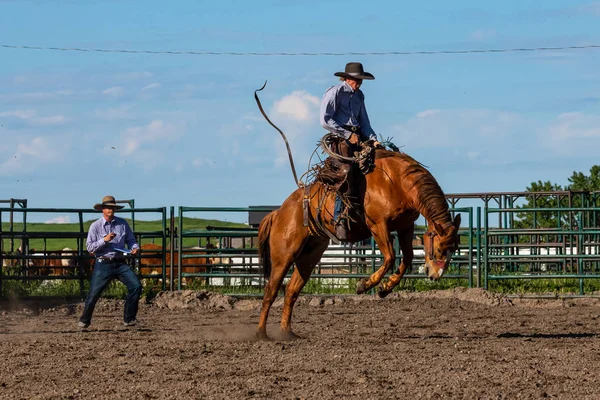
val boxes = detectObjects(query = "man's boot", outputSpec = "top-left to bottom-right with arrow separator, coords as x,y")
335,219 -> 348,241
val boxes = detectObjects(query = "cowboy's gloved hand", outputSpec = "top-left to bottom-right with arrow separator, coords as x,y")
373,141 -> 382,148
348,133 -> 360,145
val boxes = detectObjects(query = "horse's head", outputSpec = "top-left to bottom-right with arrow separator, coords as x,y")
422,214 -> 461,281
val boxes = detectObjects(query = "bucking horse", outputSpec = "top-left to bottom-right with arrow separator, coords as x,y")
254,84 -> 461,340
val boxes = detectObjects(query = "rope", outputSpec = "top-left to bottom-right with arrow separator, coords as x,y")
319,134 -> 360,162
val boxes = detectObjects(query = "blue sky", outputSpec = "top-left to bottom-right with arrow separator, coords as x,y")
1,0 -> 600,223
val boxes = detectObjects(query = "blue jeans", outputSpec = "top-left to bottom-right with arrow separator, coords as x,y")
334,194 -> 343,221
79,260 -> 142,325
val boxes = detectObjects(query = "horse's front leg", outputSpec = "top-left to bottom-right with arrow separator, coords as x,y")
356,222 -> 395,294
377,226 -> 414,298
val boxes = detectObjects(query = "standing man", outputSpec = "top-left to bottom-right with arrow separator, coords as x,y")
320,62 -> 380,240
78,195 -> 141,329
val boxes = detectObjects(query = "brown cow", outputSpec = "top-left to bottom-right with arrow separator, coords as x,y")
23,247 -> 95,277
139,243 -> 213,286
54,248 -> 95,277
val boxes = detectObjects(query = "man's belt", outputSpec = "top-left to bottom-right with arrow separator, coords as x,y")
96,256 -> 126,262
343,125 -> 361,133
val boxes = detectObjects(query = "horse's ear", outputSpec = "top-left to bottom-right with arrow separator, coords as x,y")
432,220 -> 444,234
453,214 -> 461,229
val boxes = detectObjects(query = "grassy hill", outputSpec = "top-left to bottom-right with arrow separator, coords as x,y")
1,217 -> 250,251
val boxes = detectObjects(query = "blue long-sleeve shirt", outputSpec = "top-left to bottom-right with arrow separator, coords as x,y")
86,216 -> 139,257
320,81 -> 377,141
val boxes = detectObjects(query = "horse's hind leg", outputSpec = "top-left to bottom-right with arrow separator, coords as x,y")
257,236 -> 308,340
257,259 -> 294,340
279,239 -> 329,340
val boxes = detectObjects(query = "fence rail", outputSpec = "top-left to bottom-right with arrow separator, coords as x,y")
4,203 -> 600,297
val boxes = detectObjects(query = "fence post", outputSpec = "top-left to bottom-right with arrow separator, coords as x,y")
169,206 -> 175,292
483,206 -> 488,290
177,207 -> 183,291
577,212 -> 584,295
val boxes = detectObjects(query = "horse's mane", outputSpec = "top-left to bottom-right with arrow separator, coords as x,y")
375,149 -> 450,223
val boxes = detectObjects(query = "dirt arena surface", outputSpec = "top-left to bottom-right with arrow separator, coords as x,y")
1,288 -> 600,399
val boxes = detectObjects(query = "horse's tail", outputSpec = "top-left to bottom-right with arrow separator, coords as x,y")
258,211 -> 276,280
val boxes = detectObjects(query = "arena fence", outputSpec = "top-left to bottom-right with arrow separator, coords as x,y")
176,206 -> 475,293
483,206 -> 600,295
0,206 -> 167,298
4,201 -> 600,297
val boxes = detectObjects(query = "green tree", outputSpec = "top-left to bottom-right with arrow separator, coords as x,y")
513,180 -> 563,229
566,165 -> 600,225
567,165 -> 600,192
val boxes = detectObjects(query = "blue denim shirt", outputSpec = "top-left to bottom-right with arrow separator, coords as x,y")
320,81 -> 377,141
86,216 -> 139,257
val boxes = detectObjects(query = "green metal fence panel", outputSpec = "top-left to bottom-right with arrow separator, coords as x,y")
176,206 -> 475,295
11,199 -> 600,297
484,206 -> 600,294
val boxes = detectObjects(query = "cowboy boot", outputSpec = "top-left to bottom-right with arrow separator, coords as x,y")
335,219 -> 348,241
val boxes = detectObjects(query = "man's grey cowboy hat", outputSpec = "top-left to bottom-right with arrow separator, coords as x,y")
334,62 -> 375,80
93,195 -> 124,211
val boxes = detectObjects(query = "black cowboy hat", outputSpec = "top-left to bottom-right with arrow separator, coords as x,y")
334,62 -> 375,80
93,195 -> 124,211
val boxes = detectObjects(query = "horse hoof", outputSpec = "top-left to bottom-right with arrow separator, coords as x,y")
277,330 -> 301,341
255,330 -> 270,341
356,278 -> 369,294
377,284 -> 391,298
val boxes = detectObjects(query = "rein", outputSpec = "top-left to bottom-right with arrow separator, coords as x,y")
423,220 -> 454,268
254,81 -> 300,187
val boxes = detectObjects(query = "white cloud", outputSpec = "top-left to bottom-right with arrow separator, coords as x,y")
272,91 -> 320,122
416,109 -> 440,118
0,109 -> 36,119
192,157 -> 216,168
17,137 -> 58,159
31,115 -> 69,126
267,91 -> 322,169
470,29 -> 496,40
45,216 -> 71,224
117,120 -> 185,169
170,84 -> 198,99
13,75 -> 28,84
142,83 -> 161,91
548,112 -> 600,139
102,86 -> 125,97
0,109 -> 69,125
577,2 -> 600,15
0,136 -> 70,176
95,105 -> 133,120
543,112 -> 600,155
391,108 -> 524,149
115,71 -> 153,81
0,89 -> 75,103
387,108 -> 538,169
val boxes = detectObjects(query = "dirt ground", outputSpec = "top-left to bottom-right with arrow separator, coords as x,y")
1,288 -> 600,400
